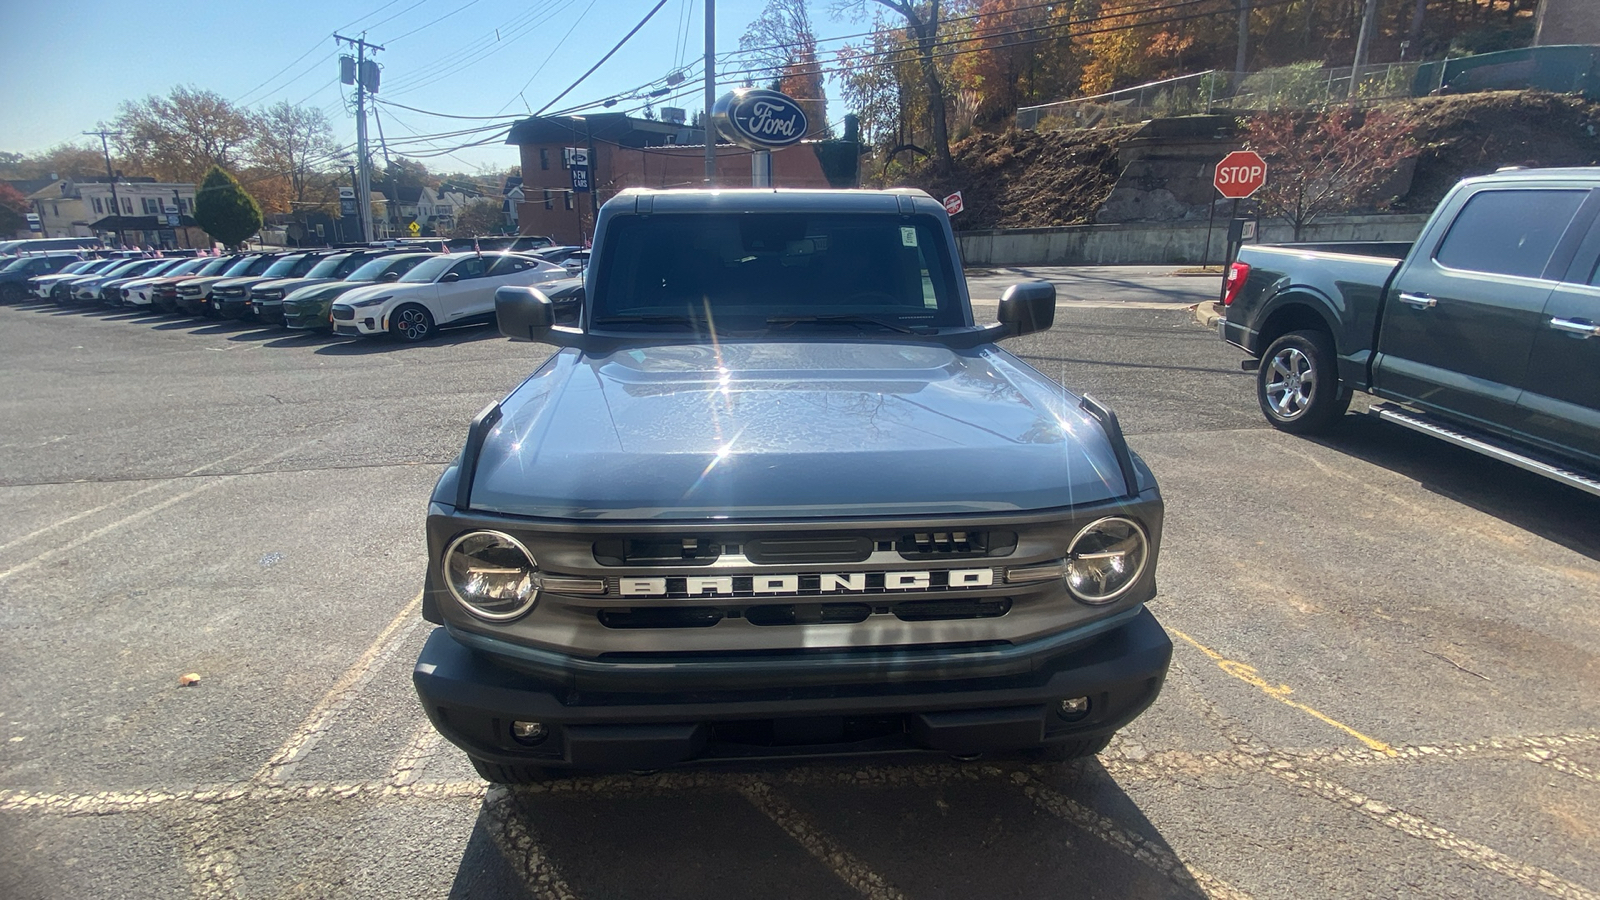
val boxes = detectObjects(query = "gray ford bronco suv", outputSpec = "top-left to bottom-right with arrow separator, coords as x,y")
412,188 -> 1171,782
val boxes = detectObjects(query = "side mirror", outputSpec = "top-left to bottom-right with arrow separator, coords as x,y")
997,281 -> 1055,337
496,285 -> 555,342
440,272 -> 460,283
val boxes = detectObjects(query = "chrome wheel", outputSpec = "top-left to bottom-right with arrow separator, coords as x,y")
1264,346 -> 1315,419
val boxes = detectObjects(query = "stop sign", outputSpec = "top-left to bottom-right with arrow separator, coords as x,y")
1214,150 -> 1267,199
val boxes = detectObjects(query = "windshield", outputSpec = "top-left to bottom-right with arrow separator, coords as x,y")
164,258 -> 209,275
222,256 -> 260,276
590,214 -> 961,329
56,261 -> 95,275
397,255 -> 456,283
304,254 -> 352,278
193,257 -> 236,275
261,255 -> 306,277
1,258 -> 34,273
100,261 -> 148,278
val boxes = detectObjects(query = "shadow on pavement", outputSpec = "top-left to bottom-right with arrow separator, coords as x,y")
1313,413 -> 1600,561
314,324 -> 501,355
450,758 -> 1210,900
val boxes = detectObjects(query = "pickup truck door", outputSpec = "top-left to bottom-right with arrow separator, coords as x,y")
1517,213 -> 1600,468
1373,186 -> 1590,433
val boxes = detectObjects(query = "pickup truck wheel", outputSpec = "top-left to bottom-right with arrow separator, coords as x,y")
391,304 -> 436,342
1257,330 -> 1350,434
469,757 -> 559,785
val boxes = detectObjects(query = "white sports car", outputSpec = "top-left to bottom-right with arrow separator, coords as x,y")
331,251 -> 569,342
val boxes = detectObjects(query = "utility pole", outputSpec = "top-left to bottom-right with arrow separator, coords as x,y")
84,128 -> 125,248
703,0 -> 716,184
1235,0 -> 1250,75
335,33 -> 384,243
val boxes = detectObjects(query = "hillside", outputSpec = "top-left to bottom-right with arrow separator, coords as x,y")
895,91 -> 1600,230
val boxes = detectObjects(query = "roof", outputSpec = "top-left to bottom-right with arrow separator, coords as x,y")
1464,166 -> 1600,183
603,187 -> 938,216
505,113 -> 717,150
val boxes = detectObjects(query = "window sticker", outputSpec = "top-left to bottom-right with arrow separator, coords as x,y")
901,226 -> 918,247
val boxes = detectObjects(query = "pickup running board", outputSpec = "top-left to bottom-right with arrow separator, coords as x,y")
1367,404 -> 1600,498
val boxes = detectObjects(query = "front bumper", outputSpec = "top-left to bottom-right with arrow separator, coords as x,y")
284,307 -> 333,330
215,296 -> 251,319
252,300 -> 286,323
413,606 -> 1171,771
175,293 -> 210,315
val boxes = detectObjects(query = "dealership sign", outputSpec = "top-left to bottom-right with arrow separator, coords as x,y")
713,88 -> 808,150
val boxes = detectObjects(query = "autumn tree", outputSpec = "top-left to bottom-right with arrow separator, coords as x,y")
194,166 -> 263,248
838,0 -> 953,170
0,182 -> 29,234
448,198 -> 508,237
249,102 -> 341,220
1244,109 -> 1418,239
114,86 -> 257,185
835,12 -> 917,150
0,143 -> 110,181
740,0 -> 830,137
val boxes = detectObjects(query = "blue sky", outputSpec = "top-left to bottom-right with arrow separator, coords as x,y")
0,0 -> 864,173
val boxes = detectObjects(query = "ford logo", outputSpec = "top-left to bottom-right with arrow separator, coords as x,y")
712,88 -> 809,150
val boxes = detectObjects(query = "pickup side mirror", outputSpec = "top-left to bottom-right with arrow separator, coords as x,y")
997,281 -> 1055,337
496,285 -> 555,342
440,272 -> 460,283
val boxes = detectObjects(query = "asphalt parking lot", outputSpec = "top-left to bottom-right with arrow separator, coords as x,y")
2,275 -> 1597,900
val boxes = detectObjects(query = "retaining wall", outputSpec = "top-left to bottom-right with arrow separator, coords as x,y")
956,214 -> 1431,267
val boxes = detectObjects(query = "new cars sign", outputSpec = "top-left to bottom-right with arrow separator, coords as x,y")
712,88 -> 808,150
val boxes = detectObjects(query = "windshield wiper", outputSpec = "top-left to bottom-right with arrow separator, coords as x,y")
766,314 -> 917,334
593,314 -> 697,327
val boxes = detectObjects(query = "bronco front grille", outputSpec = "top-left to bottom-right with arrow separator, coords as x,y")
595,597 -> 1013,629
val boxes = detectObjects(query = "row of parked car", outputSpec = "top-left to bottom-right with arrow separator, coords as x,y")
1,241 -> 592,342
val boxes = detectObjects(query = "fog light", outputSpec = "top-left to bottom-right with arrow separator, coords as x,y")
1057,697 -> 1091,721
511,721 -> 548,745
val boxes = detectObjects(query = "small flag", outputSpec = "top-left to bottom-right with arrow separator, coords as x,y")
474,237 -> 482,257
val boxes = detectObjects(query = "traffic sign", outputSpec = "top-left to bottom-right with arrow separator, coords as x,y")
1214,151 -> 1267,199
943,191 -> 964,216
407,220 -> 420,236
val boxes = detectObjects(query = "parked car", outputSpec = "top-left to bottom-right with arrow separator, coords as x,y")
64,258 -> 170,305
0,236 -> 102,256
98,258 -> 192,306
281,252 -> 437,332
0,253 -> 84,302
175,254 -> 282,316
152,256 -> 242,313
1220,166 -> 1600,496
120,257 -> 214,308
533,245 -> 584,266
211,251 -> 337,319
330,251 -> 568,342
448,235 -> 556,253
33,258 -> 121,301
249,249 -> 401,324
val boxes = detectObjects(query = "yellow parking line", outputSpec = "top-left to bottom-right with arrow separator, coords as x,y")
1169,628 -> 1396,757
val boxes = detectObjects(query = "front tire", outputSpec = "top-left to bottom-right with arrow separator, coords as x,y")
390,303 -> 436,342
1256,329 -> 1350,434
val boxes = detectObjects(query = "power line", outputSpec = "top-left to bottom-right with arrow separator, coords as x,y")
534,0 -> 674,116
494,0 -> 599,116
385,0 -> 487,44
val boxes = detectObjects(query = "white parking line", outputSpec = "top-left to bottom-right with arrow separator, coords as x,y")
252,592 -> 424,783
738,779 -> 909,900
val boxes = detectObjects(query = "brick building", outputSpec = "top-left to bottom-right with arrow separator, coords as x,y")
506,114 -> 841,245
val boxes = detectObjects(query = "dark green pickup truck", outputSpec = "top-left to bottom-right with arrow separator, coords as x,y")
1220,167 -> 1600,496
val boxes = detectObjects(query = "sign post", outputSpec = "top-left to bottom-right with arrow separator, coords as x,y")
1208,150 -> 1268,277
711,87 -> 808,187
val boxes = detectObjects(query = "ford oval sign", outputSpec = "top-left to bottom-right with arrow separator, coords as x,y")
712,88 -> 808,151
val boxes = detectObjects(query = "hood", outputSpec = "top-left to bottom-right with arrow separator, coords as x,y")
336,281 -> 429,306
286,279 -> 370,304
254,276 -> 332,296
468,341 -> 1130,520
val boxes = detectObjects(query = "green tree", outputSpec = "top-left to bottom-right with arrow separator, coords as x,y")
194,165 -> 263,248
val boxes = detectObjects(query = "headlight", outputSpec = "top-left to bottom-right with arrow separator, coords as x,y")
349,295 -> 391,308
1064,517 -> 1149,604
443,530 -> 539,620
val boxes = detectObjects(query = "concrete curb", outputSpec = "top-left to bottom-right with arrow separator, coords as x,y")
1193,301 -> 1224,328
